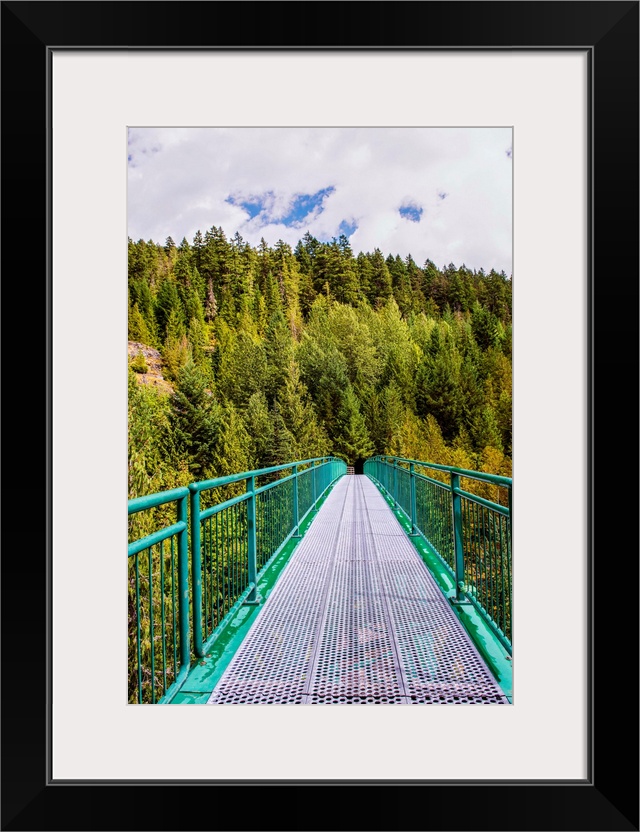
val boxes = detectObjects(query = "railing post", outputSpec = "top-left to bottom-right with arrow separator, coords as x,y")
245,475 -> 260,604
450,472 -> 467,604
292,464 -> 301,537
189,485 -> 204,657
393,458 -> 398,507
312,460 -> 319,510
409,462 -> 418,536
177,493 -> 191,670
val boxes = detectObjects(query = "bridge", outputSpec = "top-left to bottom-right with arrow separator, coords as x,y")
128,456 -> 512,705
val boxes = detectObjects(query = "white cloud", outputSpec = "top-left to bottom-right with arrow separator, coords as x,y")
128,127 -> 512,274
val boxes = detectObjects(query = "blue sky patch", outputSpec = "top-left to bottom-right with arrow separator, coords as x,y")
225,186 -> 334,225
338,219 -> 358,237
225,194 -> 267,220
280,187 -> 335,226
399,203 -> 423,223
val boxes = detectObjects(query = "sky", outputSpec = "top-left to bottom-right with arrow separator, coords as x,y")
128,127 -> 512,274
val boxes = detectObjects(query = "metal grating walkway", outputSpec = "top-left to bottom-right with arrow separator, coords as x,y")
208,476 -> 508,704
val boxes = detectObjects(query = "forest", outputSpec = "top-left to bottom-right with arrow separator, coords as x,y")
128,228 -> 512,503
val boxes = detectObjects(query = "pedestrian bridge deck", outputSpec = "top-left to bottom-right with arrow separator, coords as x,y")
208,476 -> 507,705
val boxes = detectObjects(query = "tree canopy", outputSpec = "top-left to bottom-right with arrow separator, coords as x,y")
128,229 -> 512,498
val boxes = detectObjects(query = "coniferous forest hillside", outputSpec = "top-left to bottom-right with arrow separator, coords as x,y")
128,229 -> 512,503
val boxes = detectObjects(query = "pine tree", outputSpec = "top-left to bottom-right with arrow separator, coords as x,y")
333,386 -> 374,462
128,304 -> 153,344
471,301 -> 500,351
128,227 -> 512,507
155,277 -> 183,341
215,403 -> 251,479
264,309 -> 294,403
245,392 -> 274,468
187,316 -> 208,375
388,253 -> 412,316
128,367 -> 174,499
277,359 -> 329,459
268,401 -> 296,466
169,360 -> 222,477
130,350 -> 148,374
369,248 -> 393,306
192,229 -> 204,273
471,405 -> 504,453
379,381 -> 406,454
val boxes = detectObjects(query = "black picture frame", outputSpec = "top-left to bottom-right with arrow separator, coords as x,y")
2,2 -> 638,830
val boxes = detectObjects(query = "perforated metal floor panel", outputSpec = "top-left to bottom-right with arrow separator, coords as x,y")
208,476 -> 508,704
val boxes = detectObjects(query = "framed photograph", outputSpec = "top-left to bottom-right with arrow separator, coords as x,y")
2,2 -> 637,830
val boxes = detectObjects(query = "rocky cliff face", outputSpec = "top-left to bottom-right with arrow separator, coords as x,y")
128,342 -> 174,395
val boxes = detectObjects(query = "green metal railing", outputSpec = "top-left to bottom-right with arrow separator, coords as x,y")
128,457 -> 346,703
364,455 -> 512,652
128,488 -> 190,704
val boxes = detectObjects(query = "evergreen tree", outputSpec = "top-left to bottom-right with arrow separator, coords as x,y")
215,403 -> 251,478
471,405 -> 504,453
268,401 -> 296,466
187,316 -> 208,375
369,248 -> 393,306
471,301 -> 500,351
168,360 -> 222,477
333,386 -> 374,462
355,251 -> 374,301
128,368 -> 174,499
388,253 -> 412,316
155,277 -> 182,341
128,304 -> 153,344
278,359 -> 329,459
245,392 -> 273,468
415,346 -> 464,442
264,309 -> 294,403
128,228 -> 512,494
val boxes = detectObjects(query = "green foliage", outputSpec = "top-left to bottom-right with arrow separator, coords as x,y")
130,351 -> 148,374
128,303 -> 154,345
169,359 -> 223,478
128,233 -> 513,702
214,403 -> 251,478
128,230 -> 512,491
245,391 -> 273,467
333,386 -> 374,461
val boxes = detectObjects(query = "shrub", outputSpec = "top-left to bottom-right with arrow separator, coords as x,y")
131,352 -> 148,374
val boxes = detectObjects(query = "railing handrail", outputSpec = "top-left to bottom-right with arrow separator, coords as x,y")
368,454 -> 512,489
128,486 -> 190,515
187,456 -> 341,495
127,456 -> 347,703
364,455 -> 512,653
128,458 -> 342,509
